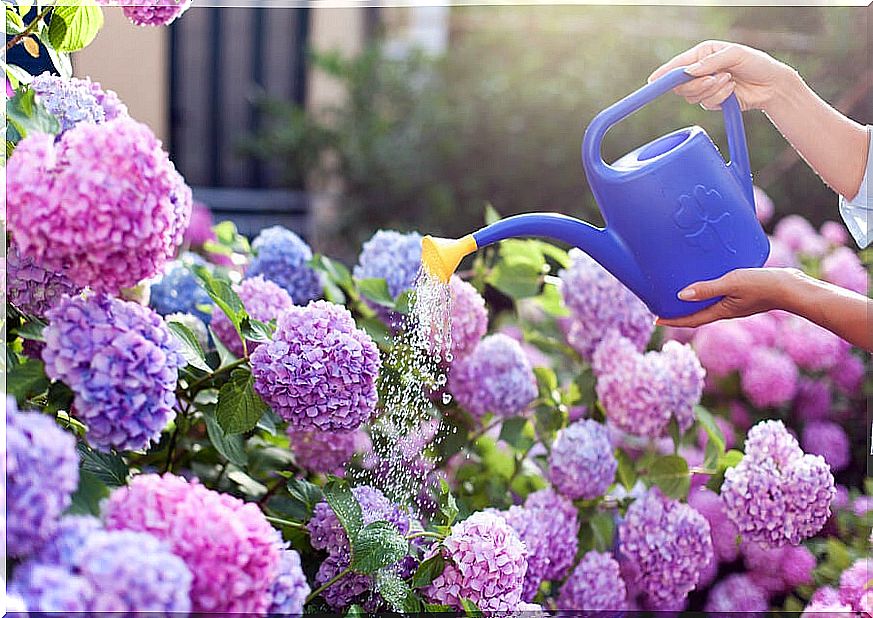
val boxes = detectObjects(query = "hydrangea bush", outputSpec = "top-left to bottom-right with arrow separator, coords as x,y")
4,9 -> 870,615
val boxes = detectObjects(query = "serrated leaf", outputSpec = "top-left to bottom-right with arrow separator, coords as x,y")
216,368 -> 269,434
534,280 -> 570,317
498,416 -> 534,450
461,598 -> 484,617
6,89 -> 59,143
648,454 -> 690,500
14,318 -> 46,342
203,407 -> 247,467
437,479 -> 458,527
357,278 -> 395,308
616,448 -> 636,490
323,477 -> 363,540
374,569 -> 413,612
166,321 -> 211,372
6,9 -> 25,34
68,470 -> 108,516
589,511 -> 615,552
486,259 -> 541,299
76,443 -> 128,487
350,521 -> 408,574
284,477 -> 324,521
195,268 -> 246,338
240,316 -> 274,343
210,326 -> 236,365
7,358 -> 50,403
47,1 -> 103,52
695,405 -> 725,455
311,253 -> 353,289
411,553 -> 446,589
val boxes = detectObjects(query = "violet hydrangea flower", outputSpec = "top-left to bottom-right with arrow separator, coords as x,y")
548,420 -> 617,500
6,397 -> 79,558
32,515 -> 101,566
740,347 -> 799,408
446,275 -> 488,360
8,563 -> 94,613
557,551 -> 627,612
30,73 -> 127,133
426,511 -> 528,613
839,558 -> 872,610
721,420 -> 835,547
448,333 -> 537,419
288,428 -> 358,476
558,249 -> 654,358
6,241 -> 79,318
268,547 -> 310,616
687,488 -> 740,563
247,226 -> 322,304
102,473 -> 281,614
7,118 -> 192,294
794,378 -> 832,422
251,300 -> 380,431
704,574 -> 768,613
42,294 -> 185,452
211,275 -> 294,358
618,489 -> 713,609
184,201 -> 216,248
354,229 -> 422,300
802,421 -> 850,472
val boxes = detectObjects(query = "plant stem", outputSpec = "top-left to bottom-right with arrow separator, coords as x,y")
405,530 -> 443,542
5,6 -> 52,52
184,357 -> 248,393
689,466 -> 719,476
468,418 -> 501,444
257,477 -> 285,506
305,566 -> 351,603
265,516 -> 307,530
163,422 -> 182,473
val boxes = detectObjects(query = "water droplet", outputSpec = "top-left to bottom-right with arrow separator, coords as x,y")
442,393 -> 453,405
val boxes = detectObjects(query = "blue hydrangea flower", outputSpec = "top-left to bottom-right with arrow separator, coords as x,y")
353,230 -> 423,300
149,259 -> 212,322
268,547 -> 311,615
6,397 -> 79,558
42,294 -> 186,452
30,73 -> 127,133
247,225 -> 322,303
548,420 -> 617,500
9,563 -> 94,613
33,515 -> 102,566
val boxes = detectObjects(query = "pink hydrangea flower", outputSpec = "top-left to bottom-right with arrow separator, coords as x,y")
821,246 -> 868,295
839,558 -> 872,610
820,220 -> 849,245
184,201 -> 216,247
781,315 -> 848,372
794,378 -> 833,422
774,214 -> 828,256
753,185 -> 775,224
704,573 -> 768,613
287,429 -> 358,476
765,236 -> 799,268
558,551 -> 627,611
687,488 -> 740,563
802,421 -> 850,472
113,0 -> 191,26
7,118 -> 191,294
446,276 -> 488,360
740,347 -> 798,408
692,320 -> 753,377
829,352 -> 865,395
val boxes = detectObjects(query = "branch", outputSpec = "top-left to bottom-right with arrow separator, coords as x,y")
5,6 -> 53,53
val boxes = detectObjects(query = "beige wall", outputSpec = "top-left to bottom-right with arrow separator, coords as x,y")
74,7 -> 169,142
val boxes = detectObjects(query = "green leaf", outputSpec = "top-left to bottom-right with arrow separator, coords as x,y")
461,598 -> 484,618
47,1 -> 103,52
531,240 -> 571,268
486,259 -> 541,299
589,511 -> 615,552
573,365 -> 598,407
411,553 -> 446,589
499,416 -> 534,451
7,358 -> 50,403
719,449 -> 743,469
484,202 -> 501,225
350,521 -> 408,574
44,381 -> 74,415
284,477 -> 324,521
695,405 -> 725,455
216,368 -> 269,434
533,403 -> 564,444
6,9 -> 25,35
76,443 -> 128,487
374,569 -> 414,612
616,448 -> 636,490
533,280 -> 569,317
6,89 -> 60,143
647,454 -> 690,500
42,42 -> 72,78
345,605 -> 365,617
436,479 -> 459,527
323,477 -> 364,540
425,603 -> 454,612
311,253 -> 353,289
203,406 -> 247,468
14,318 -> 46,342
195,268 -> 246,337
534,366 -> 559,398
166,320 -> 211,372
210,326 -> 237,365
68,470 -> 108,516
240,317 -> 275,343
357,278 -> 395,308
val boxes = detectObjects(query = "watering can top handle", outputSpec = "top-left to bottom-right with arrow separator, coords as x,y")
582,66 -> 754,204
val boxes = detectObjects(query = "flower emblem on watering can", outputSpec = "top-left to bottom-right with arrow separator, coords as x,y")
673,184 -> 737,254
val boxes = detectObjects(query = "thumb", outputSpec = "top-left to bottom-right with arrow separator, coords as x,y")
677,276 -> 730,301
686,45 -> 742,77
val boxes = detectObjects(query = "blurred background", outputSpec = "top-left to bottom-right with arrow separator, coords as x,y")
70,5 -> 871,262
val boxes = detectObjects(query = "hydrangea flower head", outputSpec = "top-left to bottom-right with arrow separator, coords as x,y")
6,241 -> 79,318
268,548 -> 310,616
774,214 -> 828,256
117,0 -> 192,25
9,563 -> 94,613
740,347 -> 799,408
314,553 -> 373,611
354,229 -> 422,300
618,489 -> 713,609
288,428 -> 358,476
7,118 -> 191,293
558,249 -> 654,358
558,551 -> 627,611
184,201 -> 216,247
30,73 -> 126,133
210,275 -> 294,357
822,246 -> 868,295
721,420 -> 835,547
753,185 -> 774,224
102,473 -> 281,614
692,320 -> 753,377
782,315 -> 847,371
149,260 -> 212,322
830,352 -> 864,395
765,236 -> 799,268
43,294 -> 185,451
548,420 -> 617,500
839,558 -> 872,609
6,398 -> 79,558
794,378 -> 832,422
247,225 -> 322,303
820,220 -> 849,245
448,333 -> 537,419
252,300 -> 380,431
447,275 -> 488,360
426,511 -> 527,613
802,421 -> 850,472
687,488 -> 740,563
704,574 -> 768,613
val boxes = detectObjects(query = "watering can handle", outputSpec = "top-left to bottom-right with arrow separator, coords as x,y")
582,66 -> 754,205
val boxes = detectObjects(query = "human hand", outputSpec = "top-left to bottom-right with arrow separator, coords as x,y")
656,268 -> 805,328
648,40 -> 793,112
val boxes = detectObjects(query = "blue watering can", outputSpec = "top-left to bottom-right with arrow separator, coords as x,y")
422,67 -> 770,318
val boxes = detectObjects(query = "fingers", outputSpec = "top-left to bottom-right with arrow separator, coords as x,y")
656,303 -> 730,329
685,43 -> 744,77
674,72 -> 731,103
677,274 -> 733,301
699,79 -> 736,110
647,40 -> 728,83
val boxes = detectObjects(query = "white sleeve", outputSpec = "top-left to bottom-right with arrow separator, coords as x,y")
838,127 -> 872,249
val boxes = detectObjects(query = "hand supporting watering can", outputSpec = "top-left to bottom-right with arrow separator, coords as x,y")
422,41 -> 871,351
649,41 -> 870,351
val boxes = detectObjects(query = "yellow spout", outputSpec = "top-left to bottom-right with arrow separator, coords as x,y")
421,234 -> 478,283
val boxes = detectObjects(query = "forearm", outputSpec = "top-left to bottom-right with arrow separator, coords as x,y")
764,68 -> 869,199
780,272 -> 872,352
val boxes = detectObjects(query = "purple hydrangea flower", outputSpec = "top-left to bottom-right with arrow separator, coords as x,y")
820,220 -> 849,246
802,421 -> 850,472
74,529 -> 193,613
42,294 -> 185,452
184,201 -> 216,247
558,249 -> 654,359
314,553 -> 373,611
30,73 -> 127,132
794,378 -> 832,422
722,420 -> 835,547
839,558 -> 872,609
557,551 -> 627,612
548,420 -> 616,500
247,226 -> 323,304
33,515 -> 101,566
354,229 -> 422,300
618,489 -> 713,609
426,511 -> 528,613
251,300 -> 380,431
149,259 -> 213,323
704,574 -> 768,613
6,240 -> 80,318
774,214 -> 828,257
692,320 -> 753,377
6,398 -> 79,558
268,548 -> 310,616
7,119 -> 191,294
803,586 -> 853,615
448,333 -> 537,419
8,564 -> 94,613
740,347 -> 799,408
288,428 -> 358,476
103,473 -> 281,614
210,275 -> 294,358
782,315 -> 848,372
446,276 -> 488,360
822,246 -> 868,295
830,352 -> 865,395
116,0 -> 192,26
593,332 -> 704,438
687,488 -> 740,563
